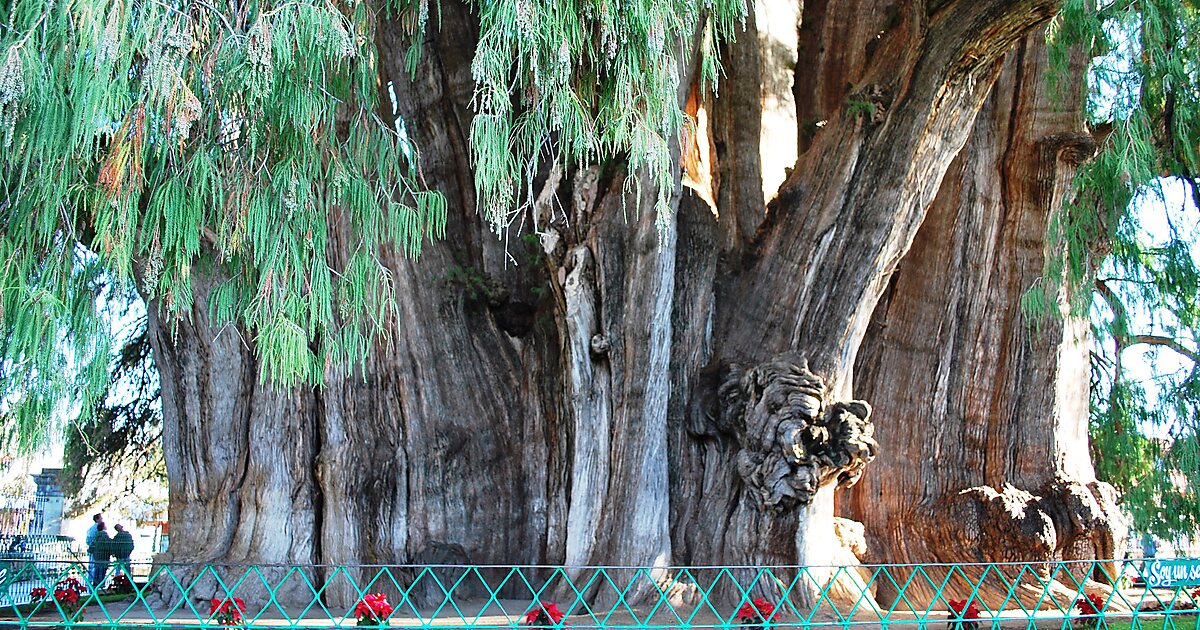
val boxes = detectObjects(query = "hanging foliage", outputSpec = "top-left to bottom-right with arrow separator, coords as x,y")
467,0 -> 745,233
1047,0 -> 1200,540
0,0 -> 745,455
61,299 -> 165,510
0,0 -> 447,453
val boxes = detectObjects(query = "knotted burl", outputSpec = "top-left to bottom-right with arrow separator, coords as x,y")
719,355 -> 878,513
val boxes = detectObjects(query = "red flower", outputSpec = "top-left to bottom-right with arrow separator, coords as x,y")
354,593 -> 394,625
737,598 -> 777,624
49,575 -> 87,616
1075,593 -> 1105,617
55,577 -> 87,594
31,587 -> 47,599
54,588 -> 79,605
209,597 -> 246,626
948,599 -> 981,620
524,602 -> 567,626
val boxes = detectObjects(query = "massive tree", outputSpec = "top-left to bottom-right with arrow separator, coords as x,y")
3,0 -> 1198,612
844,30 -> 1125,608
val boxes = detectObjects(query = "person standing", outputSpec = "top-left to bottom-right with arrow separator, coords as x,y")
85,514 -> 105,585
1142,533 -> 1158,559
89,522 -> 113,587
111,524 -> 135,578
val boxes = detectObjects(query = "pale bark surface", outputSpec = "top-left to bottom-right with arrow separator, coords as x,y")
147,0 -> 1117,612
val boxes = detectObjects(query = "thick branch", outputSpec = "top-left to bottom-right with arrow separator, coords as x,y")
1094,279 -> 1198,434
720,0 -> 1059,388
1095,279 -> 1198,363
1127,335 -> 1200,364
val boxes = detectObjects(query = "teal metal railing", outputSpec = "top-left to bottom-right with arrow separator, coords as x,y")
1,558 -> 1198,628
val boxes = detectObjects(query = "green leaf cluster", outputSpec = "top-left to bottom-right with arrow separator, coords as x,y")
1048,0 -> 1200,541
0,0 -> 445,452
468,0 -> 745,233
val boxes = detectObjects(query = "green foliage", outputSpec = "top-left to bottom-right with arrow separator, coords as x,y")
0,0 -> 747,455
445,264 -> 501,304
61,300 -> 166,509
0,246 -> 113,456
0,0 -> 446,453
1091,372 -> 1199,539
1048,0 -> 1200,540
467,0 -> 745,234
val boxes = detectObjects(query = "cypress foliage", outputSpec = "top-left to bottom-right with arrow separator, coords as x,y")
1,0 -> 446,452
1048,0 -> 1200,541
0,0 -> 744,454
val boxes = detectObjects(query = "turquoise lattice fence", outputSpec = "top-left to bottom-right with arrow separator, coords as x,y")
2,558 -> 1199,628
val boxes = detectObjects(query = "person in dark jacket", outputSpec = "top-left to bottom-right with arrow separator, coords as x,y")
88,522 -> 112,586
111,524 -> 135,577
85,513 -> 105,585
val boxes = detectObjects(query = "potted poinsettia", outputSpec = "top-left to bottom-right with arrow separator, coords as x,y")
108,574 -> 134,595
1075,593 -> 1106,628
28,586 -> 47,613
736,597 -> 778,627
353,593 -> 394,626
53,576 -> 89,621
524,602 -> 567,626
209,596 -> 246,626
946,599 -> 981,630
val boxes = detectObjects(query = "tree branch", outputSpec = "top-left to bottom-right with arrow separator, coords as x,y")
1095,279 -> 1127,431
1094,279 -> 1129,336
1095,279 -> 1199,364
1127,335 -> 1200,364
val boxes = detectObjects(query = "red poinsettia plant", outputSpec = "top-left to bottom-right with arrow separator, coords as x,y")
946,599 -> 981,630
109,574 -> 134,594
209,596 -> 246,626
30,586 -> 47,600
53,576 -> 88,617
524,602 -> 567,626
354,593 -> 395,627
736,597 -> 778,626
1075,592 -> 1106,628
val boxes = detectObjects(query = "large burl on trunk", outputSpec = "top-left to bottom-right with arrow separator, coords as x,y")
147,0 -> 1122,611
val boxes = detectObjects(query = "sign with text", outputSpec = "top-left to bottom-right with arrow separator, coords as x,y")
1146,558 -> 1200,588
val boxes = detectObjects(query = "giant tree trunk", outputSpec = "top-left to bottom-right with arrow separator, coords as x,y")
146,0 -> 1114,613
843,30 -> 1126,610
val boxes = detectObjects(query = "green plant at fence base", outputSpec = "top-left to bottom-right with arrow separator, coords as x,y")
1076,593 -> 1107,629
209,596 -> 247,627
947,599 -> 981,630
736,598 -> 779,627
353,593 -> 394,627
524,602 -> 567,627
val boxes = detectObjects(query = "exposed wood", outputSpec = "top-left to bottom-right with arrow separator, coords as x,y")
677,0 -> 1063,601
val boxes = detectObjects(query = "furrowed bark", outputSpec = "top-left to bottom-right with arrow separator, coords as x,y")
145,0 -> 1114,616
149,272 -> 320,606
674,1 -> 1061,606
845,30 -> 1127,610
